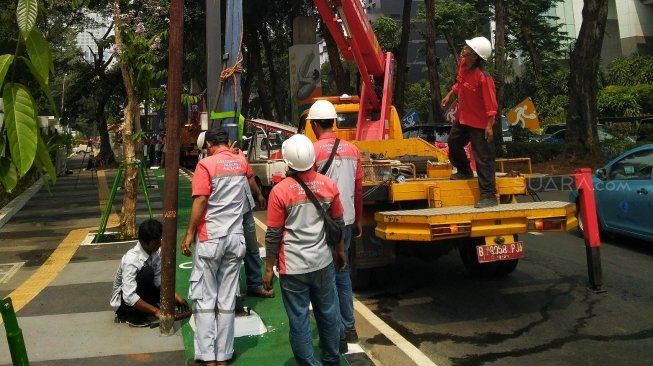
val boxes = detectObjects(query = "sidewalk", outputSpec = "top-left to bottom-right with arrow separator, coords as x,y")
0,156 -> 182,365
0,156 -> 376,365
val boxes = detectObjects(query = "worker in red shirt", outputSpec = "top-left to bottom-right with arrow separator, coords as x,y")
441,36 -> 499,208
308,99 -> 363,345
263,133 -> 346,366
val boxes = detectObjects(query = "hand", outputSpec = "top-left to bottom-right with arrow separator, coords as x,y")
181,233 -> 193,257
257,193 -> 267,209
336,248 -> 347,271
485,124 -> 494,142
353,221 -> 363,239
440,94 -> 450,109
263,268 -> 275,291
154,309 -> 162,319
175,294 -> 189,310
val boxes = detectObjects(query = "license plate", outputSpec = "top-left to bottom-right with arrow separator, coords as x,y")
476,242 -> 524,263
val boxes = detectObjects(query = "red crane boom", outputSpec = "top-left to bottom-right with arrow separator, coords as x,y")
314,0 -> 395,140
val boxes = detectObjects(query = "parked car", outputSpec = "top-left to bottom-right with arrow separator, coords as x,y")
531,123 -> 566,142
570,144 -> 653,242
540,126 -> 616,144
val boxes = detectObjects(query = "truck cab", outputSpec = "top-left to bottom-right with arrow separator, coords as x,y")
299,95 -> 403,142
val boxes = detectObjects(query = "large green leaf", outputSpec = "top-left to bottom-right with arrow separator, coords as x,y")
35,133 -> 56,184
0,54 -> 13,88
17,0 -> 38,38
0,158 -> 18,192
21,56 -> 58,118
24,30 -> 51,85
3,83 -> 38,176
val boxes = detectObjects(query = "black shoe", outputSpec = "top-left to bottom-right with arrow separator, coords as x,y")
450,172 -> 474,180
344,327 -> 359,343
474,197 -> 498,208
339,337 -> 348,354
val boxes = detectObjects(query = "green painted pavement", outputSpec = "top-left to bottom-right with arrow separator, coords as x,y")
152,169 -> 348,365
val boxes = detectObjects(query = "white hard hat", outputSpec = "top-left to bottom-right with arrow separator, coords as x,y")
197,131 -> 206,150
465,36 -> 492,60
282,134 -> 315,172
307,100 -> 337,120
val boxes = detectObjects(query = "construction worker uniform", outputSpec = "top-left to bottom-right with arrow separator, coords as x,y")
189,146 -> 249,362
313,132 -> 363,337
449,59 -> 499,199
266,170 -> 345,366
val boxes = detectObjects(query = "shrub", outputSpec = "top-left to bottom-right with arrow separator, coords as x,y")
607,55 -> 653,86
505,142 -> 564,163
597,85 -> 653,117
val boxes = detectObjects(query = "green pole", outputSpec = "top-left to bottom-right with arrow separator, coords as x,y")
138,163 -> 154,219
96,167 -> 124,243
1,298 -> 29,366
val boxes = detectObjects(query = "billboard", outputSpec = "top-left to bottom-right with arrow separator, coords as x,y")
289,44 -> 322,126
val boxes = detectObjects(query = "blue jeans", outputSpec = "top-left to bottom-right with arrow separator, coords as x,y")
336,225 -> 355,335
243,210 -> 263,291
280,263 -> 340,366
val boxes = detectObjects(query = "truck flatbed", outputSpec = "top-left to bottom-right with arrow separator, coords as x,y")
375,201 -> 577,241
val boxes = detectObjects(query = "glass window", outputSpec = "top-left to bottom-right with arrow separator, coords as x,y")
336,113 -> 358,129
609,149 -> 653,180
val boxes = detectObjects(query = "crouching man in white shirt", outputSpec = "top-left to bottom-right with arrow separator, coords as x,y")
110,219 -> 189,327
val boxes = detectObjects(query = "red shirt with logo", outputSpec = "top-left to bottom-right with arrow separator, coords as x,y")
266,170 -> 344,275
451,59 -> 498,129
314,132 -> 364,225
192,146 -> 253,242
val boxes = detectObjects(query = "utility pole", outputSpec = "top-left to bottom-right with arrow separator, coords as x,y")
206,0 -> 222,128
160,0 -> 184,334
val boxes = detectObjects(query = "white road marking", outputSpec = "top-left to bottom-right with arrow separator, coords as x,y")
256,217 -> 437,365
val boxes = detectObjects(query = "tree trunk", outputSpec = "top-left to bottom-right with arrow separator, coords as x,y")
566,0 -> 608,159
322,21 -> 349,94
493,0 -> 507,154
423,0 -> 446,124
443,32 -> 459,63
241,51 -> 253,118
246,25 -> 274,120
112,0 -> 139,239
393,0 -> 412,117
96,95 -> 116,167
519,21 -> 543,81
258,23 -> 285,121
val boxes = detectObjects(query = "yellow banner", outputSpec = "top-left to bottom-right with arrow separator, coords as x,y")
506,97 -> 540,131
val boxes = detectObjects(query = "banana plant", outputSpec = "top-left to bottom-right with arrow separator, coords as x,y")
0,0 -> 57,192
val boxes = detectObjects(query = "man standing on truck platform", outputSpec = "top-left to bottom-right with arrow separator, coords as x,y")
263,133 -> 347,366
441,36 -> 499,209
308,99 -> 363,345
181,128 -> 249,365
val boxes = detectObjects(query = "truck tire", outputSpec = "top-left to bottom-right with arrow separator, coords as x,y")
458,239 -> 499,277
351,267 -> 372,290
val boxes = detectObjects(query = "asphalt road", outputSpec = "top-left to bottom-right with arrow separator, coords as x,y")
355,192 -> 653,366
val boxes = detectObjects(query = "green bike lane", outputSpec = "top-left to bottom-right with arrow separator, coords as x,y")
153,169 -> 371,365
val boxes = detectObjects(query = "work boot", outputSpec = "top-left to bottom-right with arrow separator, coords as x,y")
474,197 -> 498,208
340,337 -> 349,354
450,171 -> 474,180
344,327 -> 359,343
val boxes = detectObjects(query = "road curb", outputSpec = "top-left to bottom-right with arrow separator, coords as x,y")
0,180 -> 44,230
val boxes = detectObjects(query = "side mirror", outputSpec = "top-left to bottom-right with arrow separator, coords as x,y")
596,168 -> 607,180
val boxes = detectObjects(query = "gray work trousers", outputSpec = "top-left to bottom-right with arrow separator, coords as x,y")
189,234 -> 246,362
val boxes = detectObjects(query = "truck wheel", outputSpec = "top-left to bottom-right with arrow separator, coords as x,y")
495,259 -> 519,276
458,239 -> 498,277
351,267 -> 372,290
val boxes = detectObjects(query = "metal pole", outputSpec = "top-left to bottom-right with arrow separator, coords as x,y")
1,298 -> 29,366
206,0 -> 222,129
160,0 -> 184,334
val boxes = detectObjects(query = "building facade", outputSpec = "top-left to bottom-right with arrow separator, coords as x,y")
553,0 -> 653,63
75,13 -> 114,63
